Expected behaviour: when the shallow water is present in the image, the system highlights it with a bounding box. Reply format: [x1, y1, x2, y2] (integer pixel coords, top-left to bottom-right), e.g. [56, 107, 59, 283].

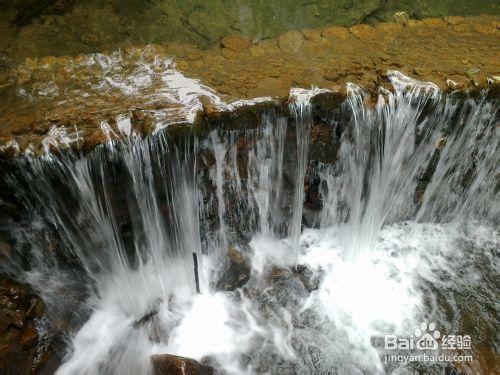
[0, 0, 499, 60]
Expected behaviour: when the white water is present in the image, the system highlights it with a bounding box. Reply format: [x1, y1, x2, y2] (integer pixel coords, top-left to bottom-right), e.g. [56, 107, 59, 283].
[3, 73, 498, 374]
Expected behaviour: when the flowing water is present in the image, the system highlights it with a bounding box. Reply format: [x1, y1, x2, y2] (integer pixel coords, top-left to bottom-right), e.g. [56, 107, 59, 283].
[1, 72, 498, 374]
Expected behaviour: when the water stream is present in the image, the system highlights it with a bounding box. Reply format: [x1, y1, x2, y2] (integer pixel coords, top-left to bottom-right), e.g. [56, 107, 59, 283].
[1, 72, 498, 374]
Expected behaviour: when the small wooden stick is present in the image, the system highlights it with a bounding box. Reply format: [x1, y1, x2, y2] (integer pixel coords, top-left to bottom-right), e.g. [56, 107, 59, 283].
[192, 252, 200, 294]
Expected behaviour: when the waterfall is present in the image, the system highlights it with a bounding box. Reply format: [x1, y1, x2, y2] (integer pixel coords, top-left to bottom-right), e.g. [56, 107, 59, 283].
[5, 134, 203, 374]
[1, 73, 498, 374]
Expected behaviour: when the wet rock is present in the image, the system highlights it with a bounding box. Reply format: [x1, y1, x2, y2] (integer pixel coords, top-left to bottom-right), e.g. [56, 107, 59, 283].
[151, 354, 214, 375]
[16, 67, 32, 84]
[278, 31, 303, 53]
[261, 266, 310, 312]
[302, 29, 322, 42]
[414, 67, 432, 76]
[249, 45, 265, 57]
[323, 71, 342, 82]
[221, 36, 251, 52]
[0, 240, 12, 260]
[321, 26, 350, 40]
[0, 275, 49, 374]
[216, 246, 251, 291]
[393, 11, 410, 26]
[294, 264, 321, 292]
[82, 129, 108, 154]
[199, 96, 220, 116]
[349, 24, 375, 39]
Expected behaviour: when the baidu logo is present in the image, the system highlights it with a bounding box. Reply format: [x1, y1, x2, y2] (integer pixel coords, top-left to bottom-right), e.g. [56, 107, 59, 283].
[414, 322, 440, 350]
[384, 322, 471, 351]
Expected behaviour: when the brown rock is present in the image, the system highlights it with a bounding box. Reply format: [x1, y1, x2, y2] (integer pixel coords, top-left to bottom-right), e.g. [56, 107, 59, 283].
[0, 241, 12, 260]
[350, 24, 375, 39]
[186, 50, 203, 61]
[199, 96, 219, 116]
[321, 26, 350, 40]
[302, 29, 322, 42]
[227, 246, 245, 264]
[393, 11, 410, 26]
[20, 323, 38, 348]
[422, 18, 446, 28]
[249, 46, 265, 57]
[16, 68, 31, 85]
[278, 31, 304, 53]
[0, 276, 49, 374]
[221, 48, 237, 59]
[39, 56, 57, 68]
[414, 67, 432, 76]
[444, 16, 464, 25]
[133, 110, 146, 121]
[221, 36, 252, 52]
[323, 70, 347, 82]
[216, 246, 251, 291]
[375, 22, 402, 33]
[151, 354, 214, 375]
[176, 60, 190, 70]
[82, 130, 108, 154]
[24, 57, 38, 70]
[473, 23, 496, 35]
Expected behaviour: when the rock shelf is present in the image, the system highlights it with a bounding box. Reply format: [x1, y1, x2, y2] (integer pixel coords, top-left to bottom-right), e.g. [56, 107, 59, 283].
[0, 15, 498, 155]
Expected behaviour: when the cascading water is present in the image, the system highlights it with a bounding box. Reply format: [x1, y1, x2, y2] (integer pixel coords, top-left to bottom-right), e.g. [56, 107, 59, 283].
[1, 71, 498, 374]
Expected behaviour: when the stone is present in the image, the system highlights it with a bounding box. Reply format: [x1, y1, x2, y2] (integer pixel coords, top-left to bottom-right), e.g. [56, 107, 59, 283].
[82, 130, 108, 154]
[221, 48, 237, 59]
[323, 71, 346, 82]
[422, 18, 446, 28]
[20, 323, 38, 348]
[151, 354, 214, 375]
[221, 36, 252, 52]
[38, 56, 57, 68]
[16, 68, 31, 85]
[349, 24, 375, 39]
[216, 246, 251, 291]
[0, 240, 12, 260]
[210, 77, 224, 86]
[444, 16, 464, 25]
[1, 15, 499, 153]
[186, 50, 203, 61]
[199, 96, 219, 116]
[321, 26, 350, 40]
[176, 60, 190, 70]
[414, 67, 432, 76]
[0, 276, 48, 374]
[133, 110, 146, 122]
[294, 265, 320, 292]
[473, 23, 496, 35]
[249, 46, 265, 57]
[278, 31, 304, 53]
[393, 11, 410, 26]
[302, 29, 322, 42]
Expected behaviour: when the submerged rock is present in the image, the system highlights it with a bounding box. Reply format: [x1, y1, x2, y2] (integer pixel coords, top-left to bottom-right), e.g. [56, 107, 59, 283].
[215, 246, 251, 291]
[0, 275, 50, 374]
[151, 354, 214, 375]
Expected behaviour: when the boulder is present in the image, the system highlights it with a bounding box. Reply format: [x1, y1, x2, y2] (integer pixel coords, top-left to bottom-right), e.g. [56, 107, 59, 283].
[221, 36, 252, 52]
[216, 246, 251, 291]
[278, 31, 304, 53]
[151, 354, 214, 375]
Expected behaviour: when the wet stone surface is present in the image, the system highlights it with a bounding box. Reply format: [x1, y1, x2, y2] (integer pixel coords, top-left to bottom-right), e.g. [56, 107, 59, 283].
[0, 275, 52, 374]
[0, 15, 498, 155]
[151, 353, 214, 375]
